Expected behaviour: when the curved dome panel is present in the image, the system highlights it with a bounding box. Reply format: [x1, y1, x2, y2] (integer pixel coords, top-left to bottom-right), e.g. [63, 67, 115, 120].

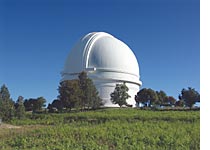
[62, 32, 142, 107]
[86, 35, 140, 81]
[62, 32, 97, 75]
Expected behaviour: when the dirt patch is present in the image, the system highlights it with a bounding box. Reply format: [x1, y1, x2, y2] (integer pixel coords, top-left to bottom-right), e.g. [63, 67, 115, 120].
[0, 123, 21, 129]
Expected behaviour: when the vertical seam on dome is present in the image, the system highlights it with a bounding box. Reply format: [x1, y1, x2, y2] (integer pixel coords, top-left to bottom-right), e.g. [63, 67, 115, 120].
[83, 32, 113, 70]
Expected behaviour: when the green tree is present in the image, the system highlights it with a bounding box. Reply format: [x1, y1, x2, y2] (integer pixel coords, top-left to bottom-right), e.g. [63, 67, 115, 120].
[78, 71, 90, 109]
[24, 97, 46, 112]
[156, 91, 176, 106]
[24, 99, 34, 111]
[0, 84, 15, 121]
[156, 90, 167, 105]
[87, 79, 103, 109]
[110, 83, 131, 107]
[49, 99, 63, 112]
[47, 99, 63, 113]
[47, 103, 53, 113]
[36, 97, 46, 111]
[57, 72, 103, 111]
[167, 96, 176, 106]
[175, 100, 184, 107]
[58, 80, 82, 111]
[15, 96, 25, 119]
[135, 88, 158, 107]
[78, 71, 103, 110]
[179, 87, 200, 108]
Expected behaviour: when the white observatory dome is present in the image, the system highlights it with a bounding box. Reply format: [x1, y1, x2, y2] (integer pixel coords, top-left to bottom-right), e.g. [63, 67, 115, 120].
[61, 32, 142, 107]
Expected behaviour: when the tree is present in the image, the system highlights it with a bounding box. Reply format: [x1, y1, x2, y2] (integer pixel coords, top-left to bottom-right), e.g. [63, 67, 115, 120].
[0, 84, 15, 121]
[79, 72, 90, 109]
[51, 99, 63, 111]
[15, 96, 25, 119]
[156, 90, 167, 105]
[58, 80, 82, 111]
[110, 82, 130, 107]
[135, 88, 158, 107]
[78, 71, 103, 110]
[24, 99, 34, 111]
[175, 100, 184, 107]
[179, 87, 200, 108]
[87, 79, 103, 109]
[24, 97, 46, 112]
[47, 104, 54, 113]
[167, 96, 176, 106]
[35, 97, 46, 111]
[48, 99, 63, 112]
[57, 72, 103, 111]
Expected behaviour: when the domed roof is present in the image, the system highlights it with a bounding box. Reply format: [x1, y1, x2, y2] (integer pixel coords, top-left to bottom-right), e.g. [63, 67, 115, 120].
[62, 32, 141, 85]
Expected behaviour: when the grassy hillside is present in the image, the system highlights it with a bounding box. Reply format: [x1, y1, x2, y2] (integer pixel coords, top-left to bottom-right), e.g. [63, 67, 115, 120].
[0, 108, 200, 150]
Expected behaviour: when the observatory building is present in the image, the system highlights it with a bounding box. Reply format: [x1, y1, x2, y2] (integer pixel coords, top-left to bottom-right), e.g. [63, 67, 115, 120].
[61, 32, 142, 107]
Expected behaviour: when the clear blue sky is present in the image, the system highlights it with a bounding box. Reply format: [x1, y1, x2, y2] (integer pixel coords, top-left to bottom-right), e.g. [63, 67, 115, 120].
[0, 0, 200, 104]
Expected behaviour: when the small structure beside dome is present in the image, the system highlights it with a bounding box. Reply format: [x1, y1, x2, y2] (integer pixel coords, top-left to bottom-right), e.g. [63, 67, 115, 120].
[61, 32, 142, 107]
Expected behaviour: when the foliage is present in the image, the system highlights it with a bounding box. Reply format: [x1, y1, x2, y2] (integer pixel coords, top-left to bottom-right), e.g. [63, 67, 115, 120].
[58, 80, 82, 111]
[167, 96, 176, 105]
[136, 89, 177, 107]
[23, 99, 33, 111]
[15, 96, 25, 119]
[89, 86, 103, 110]
[156, 90, 167, 105]
[57, 72, 103, 111]
[0, 108, 200, 150]
[159, 96, 177, 107]
[36, 97, 46, 109]
[135, 88, 158, 107]
[0, 84, 15, 121]
[78, 71, 103, 109]
[175, 100, 185, 107]
[179, 87, 200, 108]
[110, 83, 131, 107]
[47, 99, 63, 112]
[24, 97, 46, 112]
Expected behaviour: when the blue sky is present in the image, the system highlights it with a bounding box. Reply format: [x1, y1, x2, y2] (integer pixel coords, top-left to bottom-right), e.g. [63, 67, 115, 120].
[0, 0, 200, 104]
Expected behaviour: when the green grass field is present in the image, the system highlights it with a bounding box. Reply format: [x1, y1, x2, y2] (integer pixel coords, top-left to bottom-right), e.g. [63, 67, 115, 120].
[0, 108, 200, 150]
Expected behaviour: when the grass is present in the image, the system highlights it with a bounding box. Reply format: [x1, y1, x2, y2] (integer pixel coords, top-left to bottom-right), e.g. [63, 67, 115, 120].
[0, 108, 200, 150]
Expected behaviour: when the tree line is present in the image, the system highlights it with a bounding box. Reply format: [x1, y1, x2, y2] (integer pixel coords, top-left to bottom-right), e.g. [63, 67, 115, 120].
[109, 83, 200, 108]
[0, 71, 200, 121]
[0, 84, 46, 121]
[0, 72, 103, 121]
[135, 87, 200, 108]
